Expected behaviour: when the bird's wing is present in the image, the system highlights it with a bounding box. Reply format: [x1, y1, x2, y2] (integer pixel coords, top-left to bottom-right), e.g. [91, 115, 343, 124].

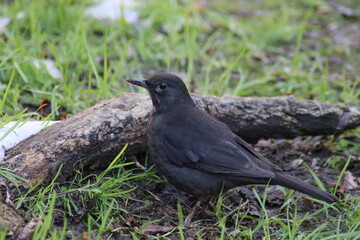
[234, 136, 282, 171]
[162, 131, 276, 179]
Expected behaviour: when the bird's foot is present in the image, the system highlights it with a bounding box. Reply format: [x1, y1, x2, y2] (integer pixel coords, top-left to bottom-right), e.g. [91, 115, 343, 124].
[183, 199, 212, 227]
[183, 200, 202, 227]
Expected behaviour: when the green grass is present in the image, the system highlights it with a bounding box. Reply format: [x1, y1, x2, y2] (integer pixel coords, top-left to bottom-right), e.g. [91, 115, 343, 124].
[0, 0, 360, 239]
[9, 145, 156, 239]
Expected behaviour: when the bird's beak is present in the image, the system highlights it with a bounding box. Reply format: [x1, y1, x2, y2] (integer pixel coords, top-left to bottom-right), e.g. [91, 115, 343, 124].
[127, 78, 147, 88]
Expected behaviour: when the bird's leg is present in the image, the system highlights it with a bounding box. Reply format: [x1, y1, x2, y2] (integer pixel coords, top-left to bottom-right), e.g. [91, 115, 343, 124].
[183, 200, 202, 227]
[183, 198, 212, 227]
[198, 198, 211, 215]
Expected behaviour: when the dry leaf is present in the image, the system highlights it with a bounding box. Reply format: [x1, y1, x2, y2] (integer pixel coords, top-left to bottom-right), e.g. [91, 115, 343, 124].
[339, 171, 358, 193]
[266, 186, 285, 206]
[142, 224, 173, 234]
[290, 159, 304, 169]
[82, 232, 94, 240]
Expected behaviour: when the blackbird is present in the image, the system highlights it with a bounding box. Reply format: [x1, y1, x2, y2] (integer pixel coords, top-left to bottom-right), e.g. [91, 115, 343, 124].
[127, 73, 338, 204]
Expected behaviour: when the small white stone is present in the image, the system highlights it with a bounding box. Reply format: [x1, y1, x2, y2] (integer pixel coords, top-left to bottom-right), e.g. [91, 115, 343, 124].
[0, 121, 59, 161]
[0, 17, 11, 33]
[32, 59, 63, 80]
[84, 0, 138, 23]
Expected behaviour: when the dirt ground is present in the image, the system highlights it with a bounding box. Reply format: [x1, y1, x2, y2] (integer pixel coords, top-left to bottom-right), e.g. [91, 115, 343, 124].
[51, 134, 359, 239]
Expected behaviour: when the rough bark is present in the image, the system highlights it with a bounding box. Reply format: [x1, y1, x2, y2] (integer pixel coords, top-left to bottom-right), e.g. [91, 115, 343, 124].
[1, 93, 359, 191]
[0, 202, 24, 238]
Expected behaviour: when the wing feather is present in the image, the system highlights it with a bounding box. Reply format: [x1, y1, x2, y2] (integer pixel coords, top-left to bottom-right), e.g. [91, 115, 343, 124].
[152, 107, 280, 179]
[163, 134, 275, 178]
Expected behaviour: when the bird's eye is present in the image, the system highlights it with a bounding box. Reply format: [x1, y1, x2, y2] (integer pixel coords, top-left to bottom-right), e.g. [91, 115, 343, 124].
[158, 83, 167, 90]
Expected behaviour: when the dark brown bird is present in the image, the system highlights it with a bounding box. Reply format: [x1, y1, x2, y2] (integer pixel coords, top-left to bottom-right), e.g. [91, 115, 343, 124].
[127, 73, 338, 204]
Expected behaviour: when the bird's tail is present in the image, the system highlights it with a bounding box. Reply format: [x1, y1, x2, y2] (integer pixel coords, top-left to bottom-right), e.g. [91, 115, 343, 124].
[272, 171, 338, 203]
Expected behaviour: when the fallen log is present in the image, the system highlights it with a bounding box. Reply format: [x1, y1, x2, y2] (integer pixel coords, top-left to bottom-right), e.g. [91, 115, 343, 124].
[0, 201, 24, 238]
[1, 93, 359, 190]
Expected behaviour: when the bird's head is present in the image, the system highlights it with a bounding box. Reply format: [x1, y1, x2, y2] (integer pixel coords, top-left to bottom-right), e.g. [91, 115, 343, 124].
[127, 73, 195, 112]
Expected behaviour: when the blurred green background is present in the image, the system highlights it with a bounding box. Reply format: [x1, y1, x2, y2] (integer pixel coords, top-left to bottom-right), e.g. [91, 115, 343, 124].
[1, 0, 359, 119]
